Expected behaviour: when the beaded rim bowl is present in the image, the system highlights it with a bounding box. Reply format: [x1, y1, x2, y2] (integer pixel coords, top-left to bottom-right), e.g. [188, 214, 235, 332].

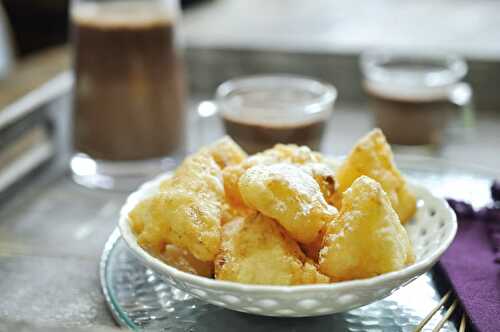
[118, 175, 457, 317]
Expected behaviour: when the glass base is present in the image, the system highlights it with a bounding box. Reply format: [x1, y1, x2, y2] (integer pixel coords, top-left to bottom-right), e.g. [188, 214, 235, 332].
[70, 153, 179, 191]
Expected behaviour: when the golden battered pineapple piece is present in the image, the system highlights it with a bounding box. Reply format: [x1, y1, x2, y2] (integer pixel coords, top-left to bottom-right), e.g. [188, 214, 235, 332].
[222, 144, 331, 208]
[301, 259, 330, 284]
[220, 202, 253, 225]
[160, 149, 222, 193]
[269, 146, 337, 202]
[300, 162, 336, 206]
[268, 144, 325, 164]
[208, 136, 247, 169]
[300, 224, 328, 261]
[222, 149, 282, 208]
[129, 197, 164, 255]
[129, 150, 224, 262]
[319, 176, 415, 281]
[238, 163, 337, 244]
[215, 213, 329, 285]
[158, 244, 214, 278]
[333, 129, 416, 223]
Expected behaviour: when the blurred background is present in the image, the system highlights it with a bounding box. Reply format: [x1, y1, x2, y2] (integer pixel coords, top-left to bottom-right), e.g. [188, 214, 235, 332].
[1, 0, 499, 188]
[2, 0, 500, 103]
[0, 0, 499, 181]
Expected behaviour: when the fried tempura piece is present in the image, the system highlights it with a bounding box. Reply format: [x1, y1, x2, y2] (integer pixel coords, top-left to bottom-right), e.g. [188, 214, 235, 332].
[208, 136, 247, 169]
[333, 129, 416, 223]
[220, 202, 252, 225]
[129, 150, 223, 261]
[300, 224, 328, 261]
[160, 150, 222, 193]
[215, 213, 329, 285]
[257, 144, 325, 165]
[319, 176, 415, 281]
[238, 163, 337, 244]
[158, 244, 214, 277]
[301, 259, 331, 284]
[300, 162, 336, 205]
[223, 144, 335, 208]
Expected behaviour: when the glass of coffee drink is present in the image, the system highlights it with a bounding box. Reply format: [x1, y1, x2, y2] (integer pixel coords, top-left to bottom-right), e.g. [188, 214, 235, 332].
[361, 51, 474, 150]
[70, 0, 185, 190]
[216, 75, 337, 154]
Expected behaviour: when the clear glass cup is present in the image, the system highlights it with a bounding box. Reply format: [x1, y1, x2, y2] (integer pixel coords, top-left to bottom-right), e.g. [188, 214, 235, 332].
[70, 0, 186, 190]
[215, 75, 337, 154]
[360, 51, 474, 151]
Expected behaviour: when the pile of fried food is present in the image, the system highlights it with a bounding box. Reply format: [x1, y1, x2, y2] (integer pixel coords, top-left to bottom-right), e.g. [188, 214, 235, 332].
[129, 129, 417, 285]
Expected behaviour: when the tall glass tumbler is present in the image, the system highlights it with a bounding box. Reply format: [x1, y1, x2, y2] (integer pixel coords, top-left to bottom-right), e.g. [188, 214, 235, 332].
[70, 0, 186, 190]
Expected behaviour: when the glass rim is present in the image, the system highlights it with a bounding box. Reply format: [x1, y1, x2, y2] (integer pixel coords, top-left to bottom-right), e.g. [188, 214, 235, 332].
[215, 74, 337, 116]
[70, 0, 180, 24]
[360, 50, 468, 88]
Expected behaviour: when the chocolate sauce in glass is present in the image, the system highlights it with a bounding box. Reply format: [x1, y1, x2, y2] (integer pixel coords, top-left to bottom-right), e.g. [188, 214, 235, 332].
[223, 116, 325, 154]
[365, 85, 452, 146]
[218, 83, 332, 154]
[363, 61, 459, 146]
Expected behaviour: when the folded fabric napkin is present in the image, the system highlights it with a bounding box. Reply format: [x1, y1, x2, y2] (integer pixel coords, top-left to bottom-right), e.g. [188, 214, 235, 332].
[439, 194, 500, 332]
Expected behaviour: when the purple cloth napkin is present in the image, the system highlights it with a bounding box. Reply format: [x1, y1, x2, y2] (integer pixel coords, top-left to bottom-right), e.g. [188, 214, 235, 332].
[439, 218, 500, 332]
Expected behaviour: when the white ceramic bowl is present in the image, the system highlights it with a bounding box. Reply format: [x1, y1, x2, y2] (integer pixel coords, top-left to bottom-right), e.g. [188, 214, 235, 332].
[119, 175, 457, 317]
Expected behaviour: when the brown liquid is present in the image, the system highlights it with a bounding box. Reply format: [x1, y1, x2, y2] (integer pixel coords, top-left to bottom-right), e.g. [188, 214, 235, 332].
[72, 5, 185, 161]
[222, 116, 326, 154]
[368, 92, 452, 146]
